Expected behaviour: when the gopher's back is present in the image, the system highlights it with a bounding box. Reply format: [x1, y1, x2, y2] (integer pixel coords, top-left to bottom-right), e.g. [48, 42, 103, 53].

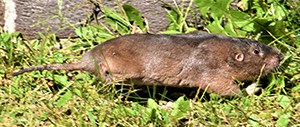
[91, 33, 239, 87]
[93, 34, 198, 85]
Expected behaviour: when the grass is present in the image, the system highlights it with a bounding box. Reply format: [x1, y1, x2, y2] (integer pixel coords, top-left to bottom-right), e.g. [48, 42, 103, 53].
[1, 0, 300, 126]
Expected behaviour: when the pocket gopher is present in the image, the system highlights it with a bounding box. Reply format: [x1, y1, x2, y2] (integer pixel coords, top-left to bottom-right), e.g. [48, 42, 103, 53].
[13, 32, 284, 96]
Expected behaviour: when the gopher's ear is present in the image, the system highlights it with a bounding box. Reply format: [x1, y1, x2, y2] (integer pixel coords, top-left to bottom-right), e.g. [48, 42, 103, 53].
[235, 53, 244, 62]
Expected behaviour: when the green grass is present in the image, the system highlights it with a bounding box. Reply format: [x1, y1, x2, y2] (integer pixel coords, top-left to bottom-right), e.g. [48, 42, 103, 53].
[1, 0, 300, 126]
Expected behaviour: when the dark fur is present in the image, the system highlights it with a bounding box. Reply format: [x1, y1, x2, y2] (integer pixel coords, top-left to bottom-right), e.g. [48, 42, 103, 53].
[13, 32, 284, 96]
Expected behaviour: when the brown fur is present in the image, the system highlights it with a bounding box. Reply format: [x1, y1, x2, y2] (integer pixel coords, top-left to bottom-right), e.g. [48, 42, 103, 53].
[13, 32, 284, 96]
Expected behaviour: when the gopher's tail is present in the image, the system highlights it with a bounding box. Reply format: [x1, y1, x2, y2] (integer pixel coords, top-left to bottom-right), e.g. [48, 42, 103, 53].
[12, 63, 83, 76]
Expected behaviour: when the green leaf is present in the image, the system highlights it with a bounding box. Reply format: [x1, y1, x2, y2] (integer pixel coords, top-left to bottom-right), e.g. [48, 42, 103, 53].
[123, 4, 145, 29]
[104, 17, 128, 34]
[291, 83, 300, 92]
[160, 30, 182, 34]
[186, 28, 198, 33]
[73, 88, 82, 97]
[252, 0, 267, 17]
[54, 74, 69, 86]
[228, 10, 250, 22]
[224, 19, 238, 36]
[195, 0, 231, 19]
[131, 103, 149, 124]
[165, 7, 180, 31]
[248, 115, 260, 127]
[148, 99, 159, 110]
[124, 107, 137, 116]
[211, 0, 231, 19]
[272, 4, 287, 20]
[39, 112, 49, 121]
[102, 7, 129, 26]
[147, 99, 161, 121]
[276, 112, 291, 127]
[268, 20, 286, 37]
[74, 26, 114, 43]
[194, 0, 213, 17]
[132, 102, 147, 111]
[75, 27, 86, 38]
[102, 7, 130, 34]
[171, 96, 190, 119]
[228, 9, 255, 33]
[206, 18, 226, 35]
[276, 95, 291, 109]
[161, 108, 170, 123]
[88, 111, 97, 127]
[56, 90, 72, 107]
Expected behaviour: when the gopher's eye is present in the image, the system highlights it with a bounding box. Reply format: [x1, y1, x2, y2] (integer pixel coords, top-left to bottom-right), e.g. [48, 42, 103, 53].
[253, 49, 260, 55]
